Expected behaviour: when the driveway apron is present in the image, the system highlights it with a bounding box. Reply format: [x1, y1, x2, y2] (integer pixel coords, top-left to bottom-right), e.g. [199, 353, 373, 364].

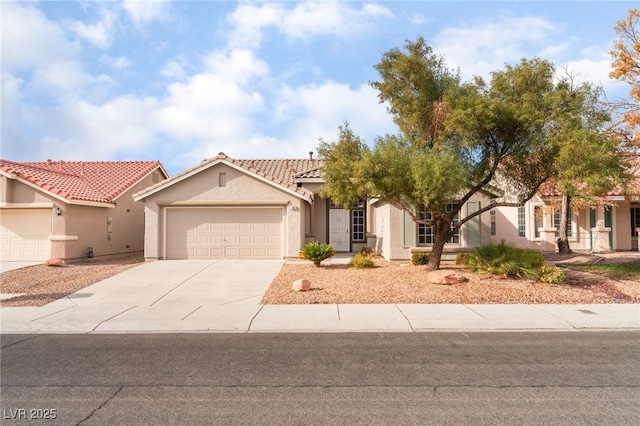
[48, 259, 285, 308]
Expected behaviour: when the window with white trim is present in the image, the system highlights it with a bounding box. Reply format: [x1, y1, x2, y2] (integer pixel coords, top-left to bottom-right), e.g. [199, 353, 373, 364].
[534, 205, 543, 239]
[517, 207, 526, 237]
[351, 209, 365, 242]
[418, 203, 460, 245]
[554, 207, 575, 238]
[631, 207, 640, 237]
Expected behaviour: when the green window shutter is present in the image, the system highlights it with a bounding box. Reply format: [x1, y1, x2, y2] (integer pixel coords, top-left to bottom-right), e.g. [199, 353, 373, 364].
[466, 202, 481, 247]
[403, 210, 416, 247]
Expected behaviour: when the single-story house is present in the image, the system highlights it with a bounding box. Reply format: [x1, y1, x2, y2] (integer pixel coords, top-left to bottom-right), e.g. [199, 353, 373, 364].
[135, 151, 640, 262]
[133, 152, 494, 261]
[492, 153, 640, 253]
[0, 159, 168, 261]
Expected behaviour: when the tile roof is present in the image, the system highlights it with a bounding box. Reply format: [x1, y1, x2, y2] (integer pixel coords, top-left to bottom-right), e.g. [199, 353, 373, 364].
[0, 159, 165, 204]
[135, 153, 325, 201]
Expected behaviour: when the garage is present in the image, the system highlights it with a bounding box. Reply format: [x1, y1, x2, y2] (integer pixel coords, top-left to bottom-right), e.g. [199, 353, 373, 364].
[0, 209, 51, 261]
[165, 207, 283, 259]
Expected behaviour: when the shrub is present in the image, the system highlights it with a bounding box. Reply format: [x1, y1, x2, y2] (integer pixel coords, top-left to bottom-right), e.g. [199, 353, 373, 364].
[538, 265, 566, 284]
[411, 252, 429, 265]
[455, 252, 469, 265]
[360, 247, 382, 257]
[350, 253, 375, 269]
[298, 242, 335, 267]
[462, 241, 544, 279]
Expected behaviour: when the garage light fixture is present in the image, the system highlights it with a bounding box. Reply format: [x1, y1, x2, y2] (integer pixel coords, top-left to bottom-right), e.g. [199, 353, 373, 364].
[56, 207, 62, 216]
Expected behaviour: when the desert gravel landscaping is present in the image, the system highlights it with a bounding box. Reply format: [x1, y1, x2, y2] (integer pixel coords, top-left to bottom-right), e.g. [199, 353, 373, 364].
[1, 252, 639, 307]
[261, 252, 640, 305]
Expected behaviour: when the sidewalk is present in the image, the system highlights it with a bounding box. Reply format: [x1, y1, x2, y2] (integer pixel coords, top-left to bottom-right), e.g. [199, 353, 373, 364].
[2, 303, 638, 334]
[1, 256, 638, 334]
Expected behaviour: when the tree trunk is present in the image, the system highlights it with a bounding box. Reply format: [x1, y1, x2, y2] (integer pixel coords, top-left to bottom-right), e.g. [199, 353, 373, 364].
[426, 218, 449, 271]
[557, 194, 573, 254]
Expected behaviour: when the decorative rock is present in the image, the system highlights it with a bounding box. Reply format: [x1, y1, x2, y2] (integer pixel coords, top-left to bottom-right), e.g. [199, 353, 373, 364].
[45, 258, 64, 267]
[291, 279, 311, 292]
[427, 269, 468, 285]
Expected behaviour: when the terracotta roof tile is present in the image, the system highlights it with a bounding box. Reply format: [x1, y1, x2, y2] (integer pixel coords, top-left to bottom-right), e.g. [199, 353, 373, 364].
[0, 159, 164, 204]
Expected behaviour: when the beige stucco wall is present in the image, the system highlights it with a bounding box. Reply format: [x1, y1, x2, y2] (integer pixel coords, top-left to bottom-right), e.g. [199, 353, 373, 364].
[1, 171, 160, 260]
[494, 200, 637, 253]
[139, 163, 308, 259]
[374, 194, 493, 261]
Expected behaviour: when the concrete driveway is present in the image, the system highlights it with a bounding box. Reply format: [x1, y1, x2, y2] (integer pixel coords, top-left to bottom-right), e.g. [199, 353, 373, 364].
[50, 259, 285, 308]
[1, 259, 285, 333]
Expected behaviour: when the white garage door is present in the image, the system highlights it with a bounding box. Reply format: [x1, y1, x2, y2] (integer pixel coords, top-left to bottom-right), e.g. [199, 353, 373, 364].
[0, 209, 51, 261]
[166, 207, 283, 259]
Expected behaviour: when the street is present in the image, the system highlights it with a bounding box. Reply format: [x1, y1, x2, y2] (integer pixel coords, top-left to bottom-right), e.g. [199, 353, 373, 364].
[1, 332, 639, 425]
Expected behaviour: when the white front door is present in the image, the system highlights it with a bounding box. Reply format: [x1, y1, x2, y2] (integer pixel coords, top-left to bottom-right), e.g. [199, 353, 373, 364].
[329, 209, 350, 252]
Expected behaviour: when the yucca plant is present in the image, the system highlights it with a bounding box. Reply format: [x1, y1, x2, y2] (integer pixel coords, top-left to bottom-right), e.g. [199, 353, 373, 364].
[462, 241, 544, 279]
[299, 242, 335, 267]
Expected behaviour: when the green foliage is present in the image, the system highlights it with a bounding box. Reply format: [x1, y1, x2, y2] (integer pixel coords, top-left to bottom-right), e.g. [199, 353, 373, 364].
[455, 252, 469, 265]
[537, 265, 566, 284]
[319, 38, 611, 270]
[462, 241, 544, 279]
[411, 252, 430, 266]
[350, 253, 375, 269]
[299, 242, 335, 267]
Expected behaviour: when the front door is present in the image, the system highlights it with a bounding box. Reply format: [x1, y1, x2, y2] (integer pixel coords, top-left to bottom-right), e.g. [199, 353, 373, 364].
[329, 208, 350, 252]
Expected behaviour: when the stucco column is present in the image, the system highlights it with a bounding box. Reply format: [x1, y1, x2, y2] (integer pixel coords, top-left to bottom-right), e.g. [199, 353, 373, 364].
[538, 227, 557, 252]
[636, 228, 640, 252]
[591, 220, 611, 253]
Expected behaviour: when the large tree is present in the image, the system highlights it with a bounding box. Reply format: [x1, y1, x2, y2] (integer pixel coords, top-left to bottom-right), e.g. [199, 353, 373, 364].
[550, 76, 630, 254]
[609, 9, 640, 147]
[319, 38, 563, 270]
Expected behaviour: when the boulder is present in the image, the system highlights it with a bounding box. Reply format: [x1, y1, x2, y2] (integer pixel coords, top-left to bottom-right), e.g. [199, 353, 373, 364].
[45, 258, 64, 267]
[291, 279, 311, 292]
[427, 269, 467, 285]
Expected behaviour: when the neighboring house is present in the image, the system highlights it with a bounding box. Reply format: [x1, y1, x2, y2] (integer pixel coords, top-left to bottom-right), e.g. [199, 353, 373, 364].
[0, 159, 168, 261]
[491, 154, 640, 253]
[133, 152, 495, 261]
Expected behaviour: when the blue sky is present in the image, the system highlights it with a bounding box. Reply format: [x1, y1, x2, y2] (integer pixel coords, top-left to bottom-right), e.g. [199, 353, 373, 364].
[1, 1, 636, 175]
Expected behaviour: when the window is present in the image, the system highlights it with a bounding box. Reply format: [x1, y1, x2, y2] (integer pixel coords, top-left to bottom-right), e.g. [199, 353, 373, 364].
[631, 207, 640, 237]
[534, 206, 543, 239]
[517, 207, 526, 237]
[490, 209, 496, 236]
[418, 203, 460, 245]
[554, 207, 575, 238]
[351, 209, 365, 242]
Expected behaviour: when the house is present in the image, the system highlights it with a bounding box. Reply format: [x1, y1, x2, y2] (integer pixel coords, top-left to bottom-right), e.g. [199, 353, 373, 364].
[491, 154, 640, 252]
[0, 159, 168, 261]
[133, 152, 494, 261]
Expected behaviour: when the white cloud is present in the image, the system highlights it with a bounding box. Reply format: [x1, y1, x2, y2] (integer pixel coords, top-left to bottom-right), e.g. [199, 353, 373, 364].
[160, 60, 186, 80]
[270, 81, 394, 155]
[227, 0, 393, 49]
[155, 49, 268, 147]
[122, 0, 170, 26]
[39, 97, 160, 161]
[69, 7, 117, 49]
[1, 2, 80, 70]
[101, 55, 132, 71]
[432, 15, 564, 80]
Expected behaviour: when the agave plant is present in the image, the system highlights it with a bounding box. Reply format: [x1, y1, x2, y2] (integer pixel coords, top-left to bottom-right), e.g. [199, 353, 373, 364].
[299, 242, 335, 267]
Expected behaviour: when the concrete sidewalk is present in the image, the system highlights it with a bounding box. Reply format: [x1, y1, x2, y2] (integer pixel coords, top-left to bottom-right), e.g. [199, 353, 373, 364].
[1, 257, 638, 334]
[2, 303, 638, 334]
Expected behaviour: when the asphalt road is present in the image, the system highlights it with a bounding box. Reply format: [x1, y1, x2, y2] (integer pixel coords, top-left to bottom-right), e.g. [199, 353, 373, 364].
[1, 332, 639, 425]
